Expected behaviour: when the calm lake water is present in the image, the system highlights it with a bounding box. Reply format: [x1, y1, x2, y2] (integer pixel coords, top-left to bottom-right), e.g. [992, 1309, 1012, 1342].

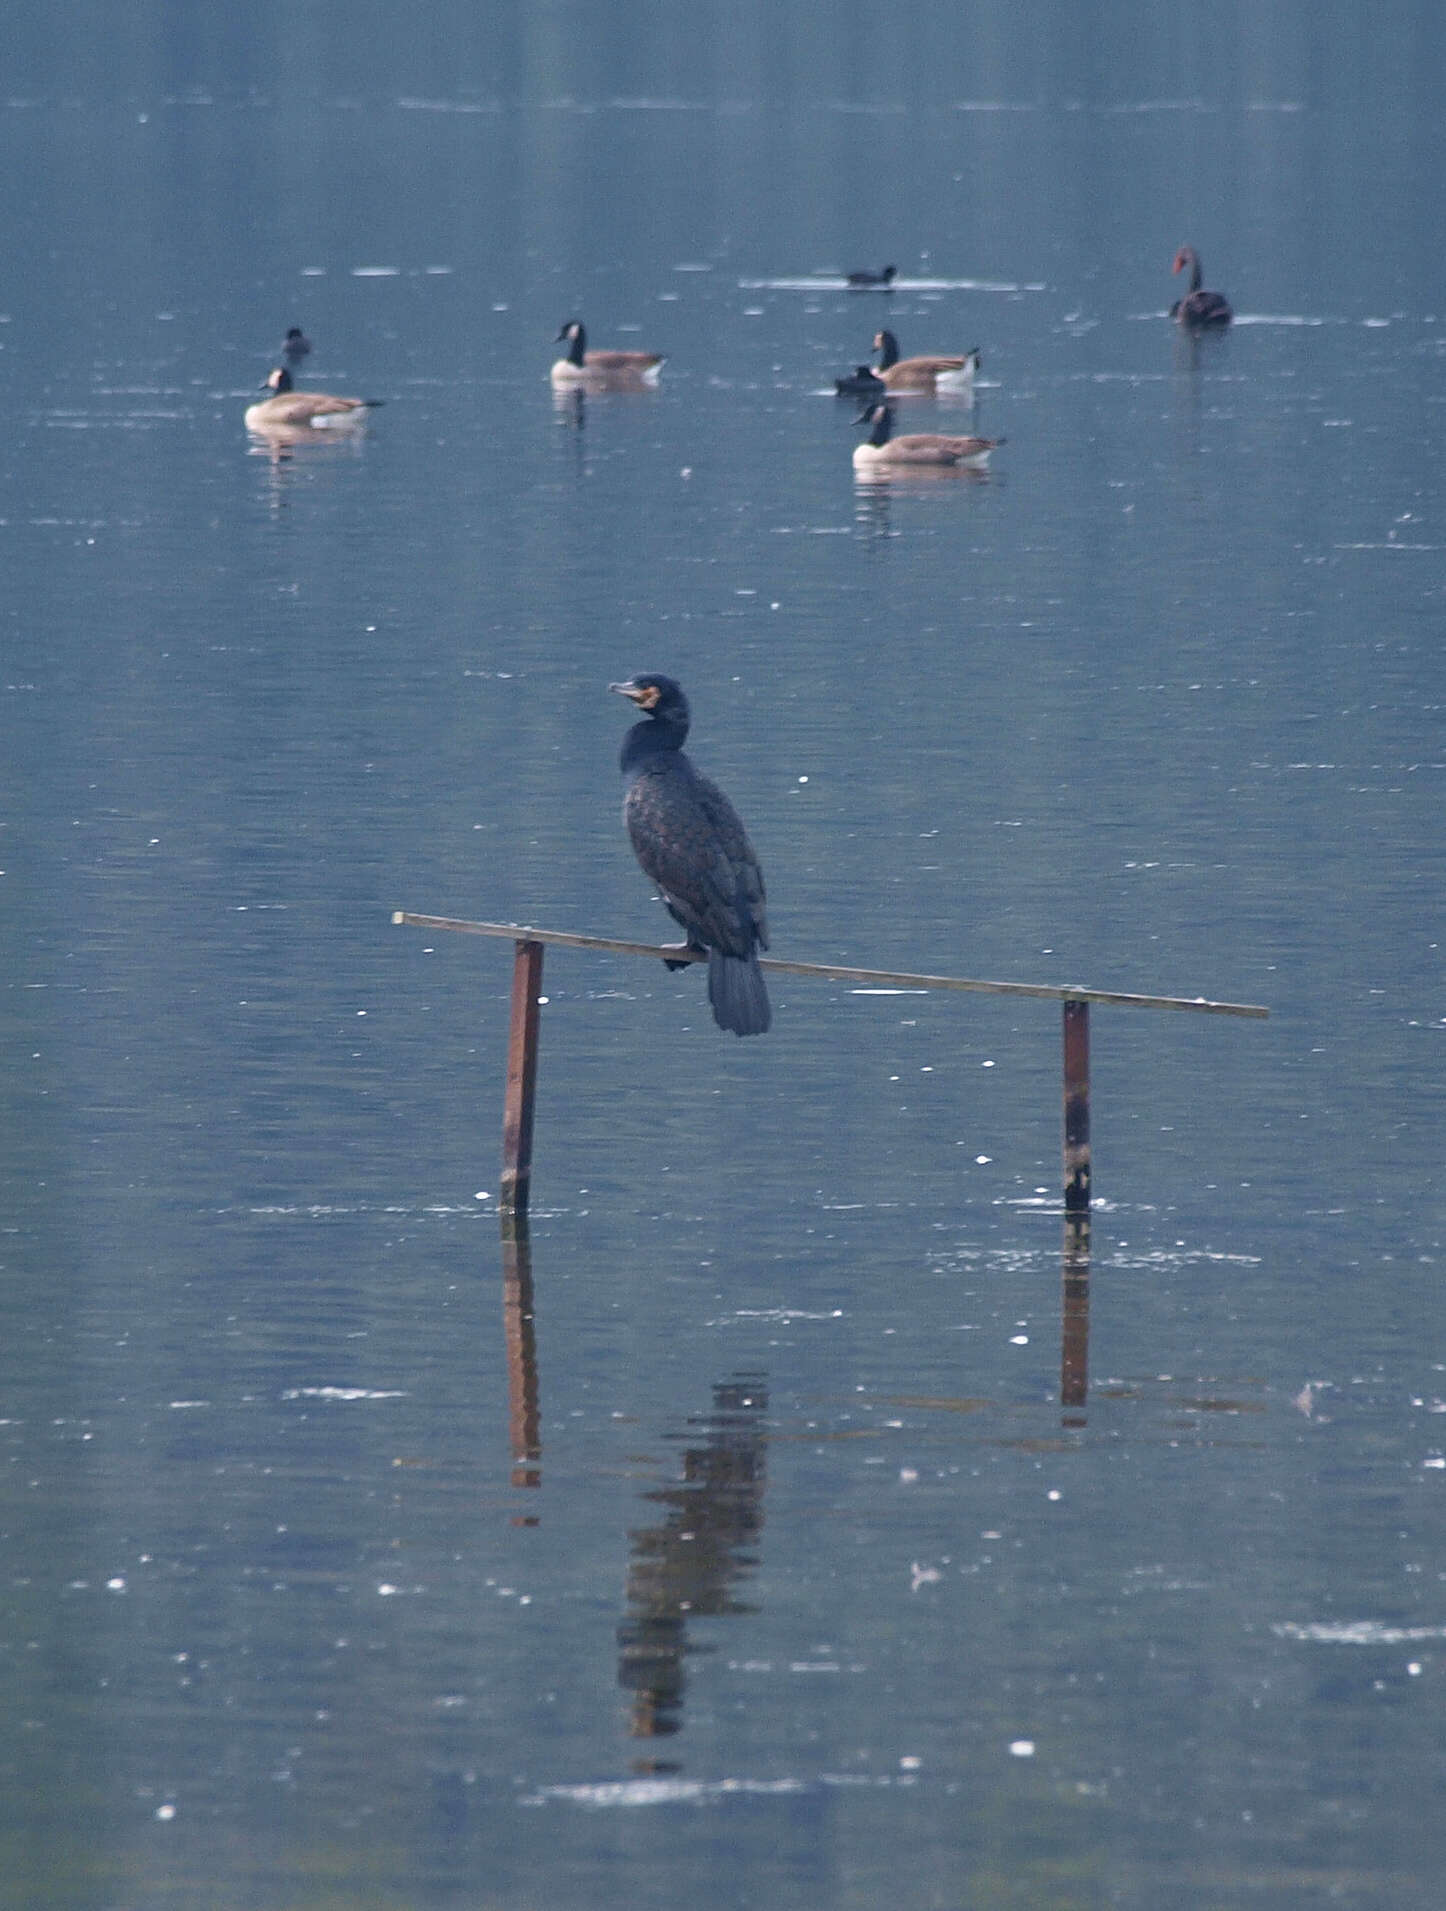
[3, 6, 1444, 1908]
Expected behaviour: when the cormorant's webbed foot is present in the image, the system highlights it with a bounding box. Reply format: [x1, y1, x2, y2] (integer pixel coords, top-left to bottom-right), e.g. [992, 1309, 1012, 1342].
[662, 941, 706, 973]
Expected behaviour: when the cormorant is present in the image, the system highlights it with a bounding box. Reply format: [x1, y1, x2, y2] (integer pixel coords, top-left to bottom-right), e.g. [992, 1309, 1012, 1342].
[846, 264, 897, 289]
[610, 675, 770, 1037]
[281, 326, 312, 364]
[1170, 247, 1232, 328]
[834, 361, 887, 398]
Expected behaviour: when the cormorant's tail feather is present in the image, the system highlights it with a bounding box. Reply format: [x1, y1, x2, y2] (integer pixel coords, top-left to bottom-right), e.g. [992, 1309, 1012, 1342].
[707, 950, 771, 1037]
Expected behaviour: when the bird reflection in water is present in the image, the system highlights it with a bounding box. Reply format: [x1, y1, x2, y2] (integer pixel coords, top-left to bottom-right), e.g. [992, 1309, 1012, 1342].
[617, 1376, 769, 1758]
[1060, 1214, 1091, 1424]
[246, 423, 372, 511]
[552, 385, 586, 430]
[500, 1217, 541, 1501]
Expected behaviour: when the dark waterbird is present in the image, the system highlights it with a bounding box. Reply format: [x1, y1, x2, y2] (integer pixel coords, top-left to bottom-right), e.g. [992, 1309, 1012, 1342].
[281, 326, 312, 364]
[611, 675, 770, 1037]
[845, 264, 897, 289]
[834, 361, 887, 398]
[1170, 246, 1232, 328]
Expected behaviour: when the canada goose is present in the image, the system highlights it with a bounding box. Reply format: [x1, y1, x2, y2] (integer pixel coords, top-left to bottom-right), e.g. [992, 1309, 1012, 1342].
[281, 327, 312, 364]
[1170, 247, 1232, 328]
[244, 366, 383, 431]
[873, 330, 980, 392]
[551, 320, 665, 385]
[846, 264, 897, 289]
[833, 361, 887, 398]
[853, 401, 1003, 470]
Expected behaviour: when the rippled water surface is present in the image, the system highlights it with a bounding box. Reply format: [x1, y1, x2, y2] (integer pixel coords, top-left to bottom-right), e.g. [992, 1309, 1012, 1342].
[3, 6, 1444, 1908]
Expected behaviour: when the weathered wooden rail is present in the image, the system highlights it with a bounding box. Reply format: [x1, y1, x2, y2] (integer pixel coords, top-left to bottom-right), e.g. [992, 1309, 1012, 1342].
[392, 911, 1268, 1221]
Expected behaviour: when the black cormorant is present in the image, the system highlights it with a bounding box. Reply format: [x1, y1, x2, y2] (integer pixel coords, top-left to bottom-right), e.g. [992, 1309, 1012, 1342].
[845, 264, 897, 289]
[281, 326, 312, 364]
[834, 361, 888, 398]
[1170, 247, 1232, 328]
[610, 675, 770, 1037]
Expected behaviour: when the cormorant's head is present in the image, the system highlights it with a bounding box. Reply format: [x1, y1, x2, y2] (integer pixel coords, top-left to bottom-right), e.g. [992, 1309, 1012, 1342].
[610, 674, 688, 722]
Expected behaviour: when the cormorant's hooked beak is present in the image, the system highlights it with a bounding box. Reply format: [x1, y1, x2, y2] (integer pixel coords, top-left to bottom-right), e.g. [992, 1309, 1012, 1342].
[610, 679, 654, 707]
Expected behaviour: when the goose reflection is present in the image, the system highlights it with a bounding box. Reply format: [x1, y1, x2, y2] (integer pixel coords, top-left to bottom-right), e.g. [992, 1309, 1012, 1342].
[617, 1376, 769, 1748]
[552, 385, 587, 429]
[246, 423, 374, 459]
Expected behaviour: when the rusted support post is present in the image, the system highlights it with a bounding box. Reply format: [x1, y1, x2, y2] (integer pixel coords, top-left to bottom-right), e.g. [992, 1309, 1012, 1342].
[500, 938, 544, 1217]
[1062, 999, 1091, 1215]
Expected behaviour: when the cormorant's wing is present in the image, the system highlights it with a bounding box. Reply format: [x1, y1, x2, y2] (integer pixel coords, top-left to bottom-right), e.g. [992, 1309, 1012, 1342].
[624, 759, 767, 957]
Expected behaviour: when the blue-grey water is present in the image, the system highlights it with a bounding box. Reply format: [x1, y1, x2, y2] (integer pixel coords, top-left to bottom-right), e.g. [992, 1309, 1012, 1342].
[3, 6, 1443, 1907]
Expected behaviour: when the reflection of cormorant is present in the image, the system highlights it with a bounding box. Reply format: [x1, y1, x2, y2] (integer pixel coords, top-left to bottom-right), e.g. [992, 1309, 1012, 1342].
[618, 1378, 769, 1744]
[610, 675, 771, 1037]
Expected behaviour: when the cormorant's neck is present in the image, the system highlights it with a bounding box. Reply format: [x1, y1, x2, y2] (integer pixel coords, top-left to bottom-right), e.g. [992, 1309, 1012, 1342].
[620, 713, 688, 776]
[875, 331, 900, 370]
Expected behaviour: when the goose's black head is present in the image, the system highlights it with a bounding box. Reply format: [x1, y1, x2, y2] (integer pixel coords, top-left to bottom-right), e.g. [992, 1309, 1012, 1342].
[261, 365, 293, 393]
[872, 328, 901, 369]
[556, 319, 587, 364]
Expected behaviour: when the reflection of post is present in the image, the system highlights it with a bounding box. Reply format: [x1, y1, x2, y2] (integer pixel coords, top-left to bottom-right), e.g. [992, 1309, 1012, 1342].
[1060, 1213, 1090, 1420]
[1062, 1000, 1091, 1214]
[618, 1379, 769, 1751]
[500, 939, 544, 1217]
[500, 1216, 541, 1492]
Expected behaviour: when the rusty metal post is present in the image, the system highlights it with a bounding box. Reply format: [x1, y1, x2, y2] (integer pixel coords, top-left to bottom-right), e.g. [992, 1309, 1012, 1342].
[500, 938, 544, 1217]
[1062, 999, 1091, 1215]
